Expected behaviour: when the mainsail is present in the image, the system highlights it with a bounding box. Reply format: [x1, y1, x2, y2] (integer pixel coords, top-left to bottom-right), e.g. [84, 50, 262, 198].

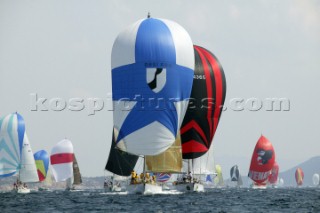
[34, 150, 49, 181]
[181, 45, 226, 159]
[248, 135, 275, 185]
[145, 134, 183, 173]
[50, 139, 74, 182]
[191, 143, 215, 175]
[72, 154, 82, 185]
[0, 113, 38, 182]
[111, 17, 194, 156]
[105, 130, 138, 176]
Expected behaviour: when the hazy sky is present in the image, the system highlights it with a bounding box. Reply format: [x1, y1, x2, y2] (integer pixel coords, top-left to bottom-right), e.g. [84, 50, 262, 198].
[1, 0, 319, 178]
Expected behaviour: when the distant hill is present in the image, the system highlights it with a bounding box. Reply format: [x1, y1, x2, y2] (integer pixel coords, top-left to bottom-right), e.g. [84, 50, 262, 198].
[279, 156, 320, 187]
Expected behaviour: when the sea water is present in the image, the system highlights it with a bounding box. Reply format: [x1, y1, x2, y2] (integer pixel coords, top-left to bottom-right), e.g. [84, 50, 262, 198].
[1, 188, 320, 212]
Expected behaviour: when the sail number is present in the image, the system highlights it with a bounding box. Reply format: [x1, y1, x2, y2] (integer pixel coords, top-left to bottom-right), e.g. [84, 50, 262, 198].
[194, 75, 206, 80]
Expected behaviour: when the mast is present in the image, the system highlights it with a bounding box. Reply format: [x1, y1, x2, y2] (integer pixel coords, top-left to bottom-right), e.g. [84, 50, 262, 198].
[143, 156, 146, 185]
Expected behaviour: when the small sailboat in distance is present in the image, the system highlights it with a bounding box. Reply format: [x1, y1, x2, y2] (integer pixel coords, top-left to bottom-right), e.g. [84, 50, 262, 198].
[230, 165, 243, 187]
[248, 135, 275, 189]
[295, 167, 304, 187]
[214, 164, 224, 187]
[0, 113, 39, 194]
[50, 139, 82, 191]
[312, 173, 319, 187]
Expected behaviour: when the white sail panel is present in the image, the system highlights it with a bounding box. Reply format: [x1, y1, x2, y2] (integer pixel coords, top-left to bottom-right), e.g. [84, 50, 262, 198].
[19, 133, 39, 182]
[50, 139, 74, 182]
[192, 144, 215, 175]
[117, 121, 175, 155]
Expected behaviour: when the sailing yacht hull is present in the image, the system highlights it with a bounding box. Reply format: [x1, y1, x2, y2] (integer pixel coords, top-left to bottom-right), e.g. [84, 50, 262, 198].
[144, 184, 162, 195]
[16, 187, 31, 194]
[252, 184, 267, 189]
[193, 183, 204, 192]
[126, 183, 163, 195]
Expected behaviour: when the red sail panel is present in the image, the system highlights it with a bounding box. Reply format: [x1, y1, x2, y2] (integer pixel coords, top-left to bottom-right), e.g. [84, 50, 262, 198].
[268, 161, 279, 184]
[181, 45, 226, 159]
[50, 153, 74, 165]
[248, 135, 275, 184]
[295, 168, 304, 186]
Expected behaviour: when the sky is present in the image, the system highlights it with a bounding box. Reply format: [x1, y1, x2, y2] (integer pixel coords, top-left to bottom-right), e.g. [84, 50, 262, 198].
[0, 0, 319, 178]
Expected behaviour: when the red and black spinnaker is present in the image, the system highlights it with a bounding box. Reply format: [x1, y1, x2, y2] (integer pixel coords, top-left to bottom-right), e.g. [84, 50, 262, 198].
[248, 135, 275, 185]
[181, 45, 226, 159]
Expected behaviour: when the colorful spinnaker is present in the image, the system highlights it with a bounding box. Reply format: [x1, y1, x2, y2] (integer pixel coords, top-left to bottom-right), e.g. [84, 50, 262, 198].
[50, 139, 74, 182]
[268, 161, 279, 185]
[181, 45, 226, 159]
[34, 150, 49, 181]
[248, 135, 275, 185]
[0, 113, 39, 183]
[111, 17, 194, 156]
[295, 167, 304, 186]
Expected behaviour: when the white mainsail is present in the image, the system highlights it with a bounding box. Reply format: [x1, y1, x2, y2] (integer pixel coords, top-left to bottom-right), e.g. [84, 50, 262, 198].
[19, 133, 39, 182]
[192, 144, 215, 175]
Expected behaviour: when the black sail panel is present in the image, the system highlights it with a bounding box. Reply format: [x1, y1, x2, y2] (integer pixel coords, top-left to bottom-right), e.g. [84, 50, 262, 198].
[105, 131, 139, 176]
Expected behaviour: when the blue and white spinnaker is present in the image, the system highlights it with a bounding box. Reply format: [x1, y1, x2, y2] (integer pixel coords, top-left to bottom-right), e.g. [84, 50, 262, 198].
[112, 17, 194, 156]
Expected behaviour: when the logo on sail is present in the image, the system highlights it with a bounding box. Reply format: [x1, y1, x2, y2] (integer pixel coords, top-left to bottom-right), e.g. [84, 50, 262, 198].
[147, 68, 166, 93]
[256, 149, 273, 165]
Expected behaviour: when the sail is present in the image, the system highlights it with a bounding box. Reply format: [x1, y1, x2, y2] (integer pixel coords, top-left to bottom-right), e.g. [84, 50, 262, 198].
[0, 113, 24, 178]
[43, 167, 52, 187]
[230, 165, 240, 182]
[19, 133, 39, 182]
[191, 143, 215, 175]
[105, 130, 138, 176]
[248, 135, 275, 184]
[312, 173, 319, 186]
[295, 167, 304, 186]
[50, 139, 74, 182]
[112, 17, 194, 156]
[145, 134, 183, 173]
[34, 150, 49, 181]
[72, 154, 82, 185]
[268, 161, 279, 184]
[215, 164, 224, 186]
[181, 45, 227, 159]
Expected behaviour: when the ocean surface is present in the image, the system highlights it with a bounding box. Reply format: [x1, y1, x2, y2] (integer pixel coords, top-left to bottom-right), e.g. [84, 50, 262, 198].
[1, 187, 320, 212]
